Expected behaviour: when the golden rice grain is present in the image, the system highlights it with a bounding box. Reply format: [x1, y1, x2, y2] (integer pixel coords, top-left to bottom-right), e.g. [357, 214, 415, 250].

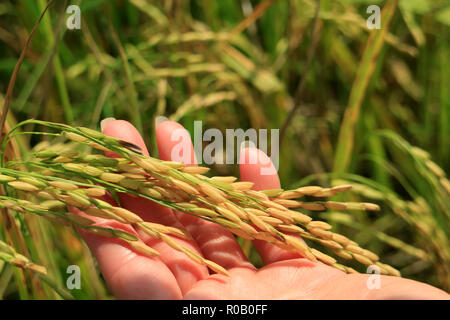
[261, 200, 288, 211]
[0, 174, 16, 182]
[346, 267, 358, 274]
[331, 233, 351, 246]
[138, 224, 160, 238]
[78, 126, 105, 138]
[214, 218, 240, 229]
[130, 155, 158, 171]
[440, 177, 450, 194]
[40, 200, 66, 210]
[64, 131, 89, 142]
[333, 249, 353, 260]
[308, 227, 333, 239]
[352, 253, 373, 266]
[100, 172, 125, 183]
[345, 244, 364, 254]
[111, 207, 143, 223]
[182, 248, 206, 265]
[159, 233, 184, 251]
[244, 208, 269, 217]
[333, 264, 348, 273]
[139, 186, 163, 199]
[266, 208, 294, 223]
[307, 221, 332, 230]
[319, 239, 343, 250]
[380, 263, 401, 277]
[311, 248, 336, 265]
[88, 142, 111, 152]
[277, 191, 302, 199]
[260, 189, 284, 197]
[312, 189, 336, 197]
[199, 182, 227, 203]
[216, 206, 241, 223]
[189, 207, 219, 218]
[62, 163, 85, 173]
[117, 163, 146, 174]
[65, 212, 95, 226]
[66, 191, 92, 208]
[425, 160, 445, 177]
[247, 212, 271, 233]
[210, 176, 237, 184]
[362, 249, 379, 262]
[119, 179, 142, 190]
[91, 198, 113, 209]
[121, 173, 147, 180]
[324, 201, 348, 210]
[300, 203, 325, 211]
[330, 184, 353, 192]
[223, 202, 248, 219]
[244, 189, 269, 201]
[276, 224, 305, 234]
[141, 222, 190, 240]
[83, 165, 103, 176]
[162, 161, 184, 169]
[253, 232, 277, 242]
[88, 228, 115, 238]
[48, 181, 78, 191]
[288, 211, 312, 224]
[85, 187, 106, 197]
[205, 259, 229, 276]
[85, 207, 116, 220]
[285, 235, 316, 261]
[172, 178, 200, 195]
[180, 166, 210, 174]
[237, 221, 258, 235]
[260, 216, 283, 225]
[273, 199, 303, 208]
[231, 181, 254, 190]
[19, 177, 47, 188]
[362, 203, 380, 211]
[53, 156, 72, 163]
[229, 228, 255, 240]
[296, 186, 323, 195]
[8, 181, 40, 192]
[175, 202, 197, 209]
[129, 241, 160, 257]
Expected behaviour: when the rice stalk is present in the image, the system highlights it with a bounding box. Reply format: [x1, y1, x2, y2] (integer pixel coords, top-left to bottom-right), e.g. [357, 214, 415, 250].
[0, 119, 401, 276]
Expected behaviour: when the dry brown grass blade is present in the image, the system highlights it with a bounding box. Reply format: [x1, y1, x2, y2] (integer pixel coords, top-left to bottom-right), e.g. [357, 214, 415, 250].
[231, 0, 279, 36]
[0, 0, 54, 299]
[333, 0, 399, 173]
[279, 0, 321, 144]
[0, 0, 54, 143]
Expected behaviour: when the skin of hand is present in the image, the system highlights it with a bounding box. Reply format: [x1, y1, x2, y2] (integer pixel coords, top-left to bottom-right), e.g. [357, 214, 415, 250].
[70, 119, 449, 300]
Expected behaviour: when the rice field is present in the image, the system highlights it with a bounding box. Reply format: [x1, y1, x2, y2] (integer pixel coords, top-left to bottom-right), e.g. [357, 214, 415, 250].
[0, 0, 448, 299]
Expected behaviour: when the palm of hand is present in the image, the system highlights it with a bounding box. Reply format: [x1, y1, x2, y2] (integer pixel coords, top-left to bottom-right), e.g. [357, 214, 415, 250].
[74, 119, 448, 300]
[185, 259, 447, 300]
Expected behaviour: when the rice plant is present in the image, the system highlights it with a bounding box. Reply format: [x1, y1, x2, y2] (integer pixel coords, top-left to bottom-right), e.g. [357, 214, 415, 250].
[0, 0, 448, 298]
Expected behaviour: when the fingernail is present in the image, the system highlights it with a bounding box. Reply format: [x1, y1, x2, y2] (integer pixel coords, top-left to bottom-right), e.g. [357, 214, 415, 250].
[100, 117, 116, 131]
[155, 116, 169, 128]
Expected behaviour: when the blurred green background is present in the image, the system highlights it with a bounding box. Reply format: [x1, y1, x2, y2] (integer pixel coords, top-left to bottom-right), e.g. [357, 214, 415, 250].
[0, 0, 449, 299]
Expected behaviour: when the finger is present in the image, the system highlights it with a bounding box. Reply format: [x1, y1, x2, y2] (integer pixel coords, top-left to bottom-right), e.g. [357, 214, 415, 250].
[102, 120, 180, 224]
[102, 119, 208, 294]
[72, 194, 182, 299]
[156, 120, 253, 270]
[239, 146, 303, 265]
[314, 272, 450, 299]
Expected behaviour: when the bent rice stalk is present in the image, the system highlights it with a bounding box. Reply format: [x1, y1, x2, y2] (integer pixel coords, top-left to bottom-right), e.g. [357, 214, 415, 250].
[0, 120, 400, 277]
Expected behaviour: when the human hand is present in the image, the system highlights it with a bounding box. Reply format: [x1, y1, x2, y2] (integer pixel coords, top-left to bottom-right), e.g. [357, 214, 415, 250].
[73, 119, 449, 300]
